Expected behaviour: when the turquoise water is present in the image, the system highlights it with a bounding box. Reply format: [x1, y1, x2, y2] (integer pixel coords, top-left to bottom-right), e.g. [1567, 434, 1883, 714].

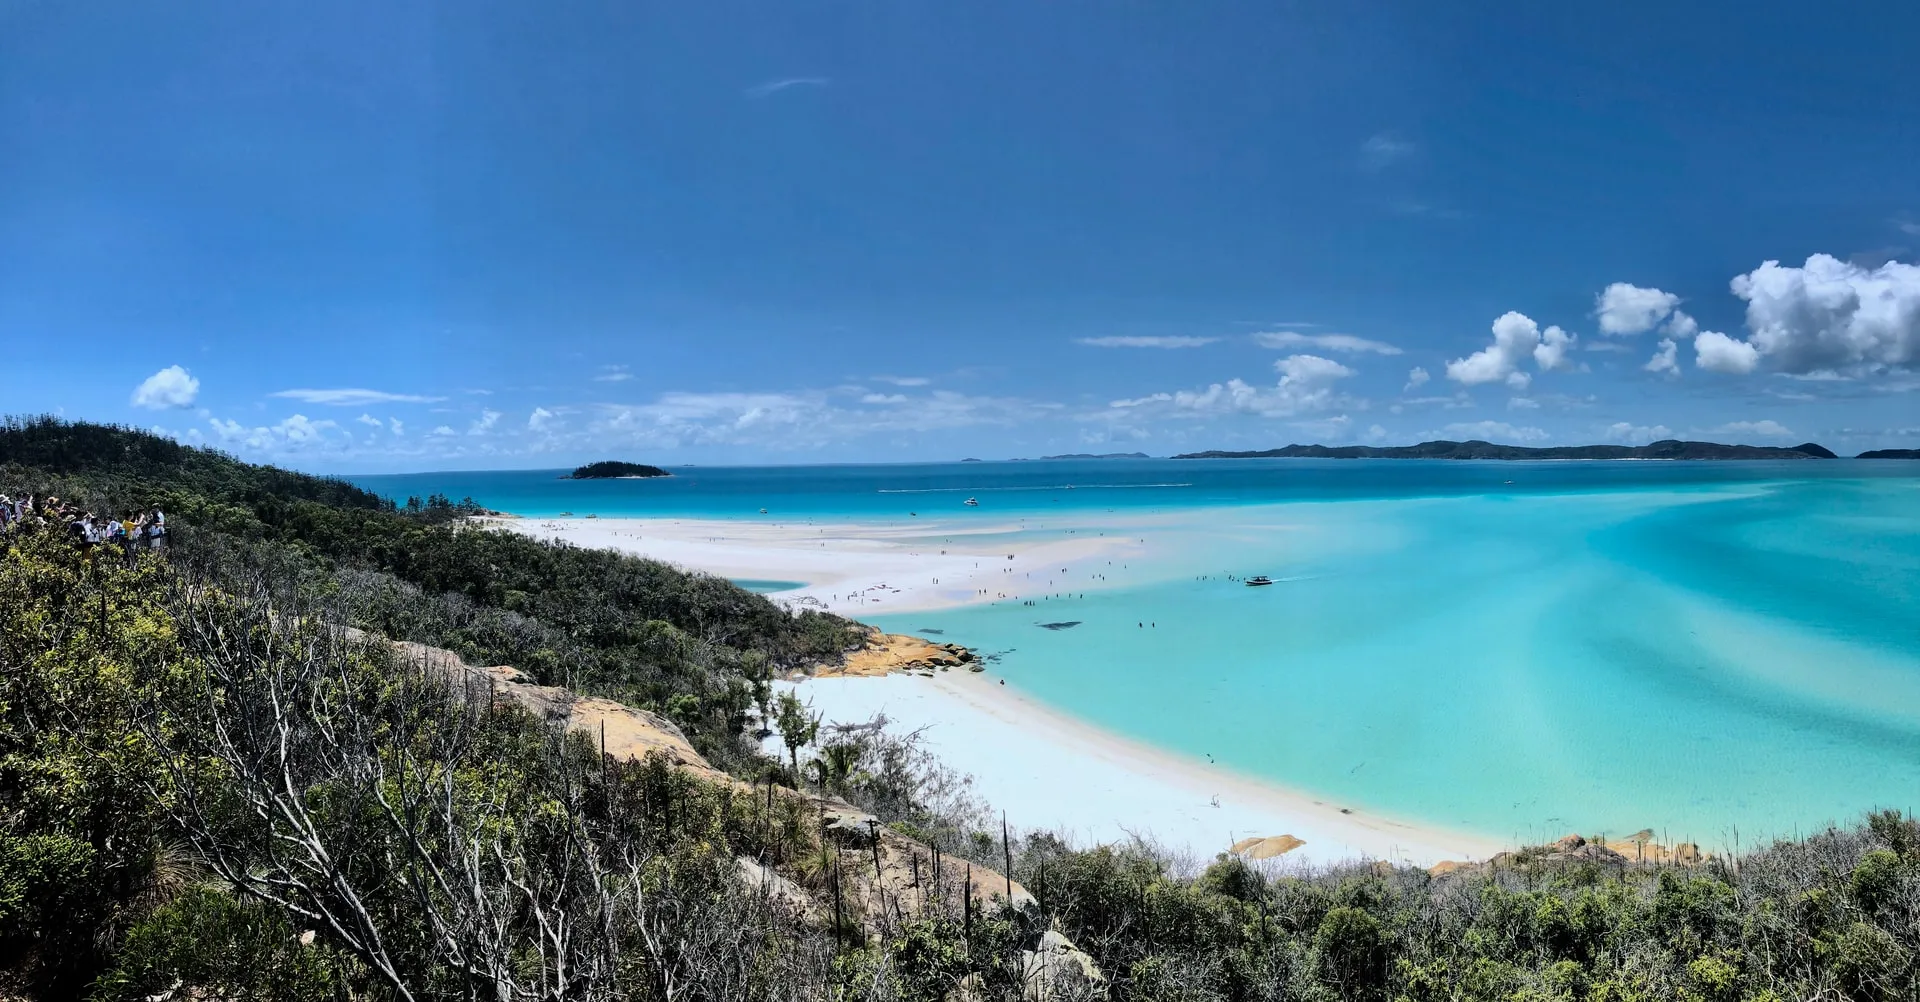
[731, 578, 808, 594]
[355, 460, 1920, 846]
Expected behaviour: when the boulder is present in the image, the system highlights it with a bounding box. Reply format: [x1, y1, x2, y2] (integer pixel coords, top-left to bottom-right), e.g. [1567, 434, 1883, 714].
[1019, 929, 1105, 1000]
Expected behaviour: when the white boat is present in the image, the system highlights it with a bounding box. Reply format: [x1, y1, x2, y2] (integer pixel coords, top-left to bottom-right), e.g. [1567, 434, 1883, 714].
[963, 497, 979, 506]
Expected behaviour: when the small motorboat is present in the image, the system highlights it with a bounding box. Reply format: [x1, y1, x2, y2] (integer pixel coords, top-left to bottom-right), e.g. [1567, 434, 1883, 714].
[964, 497, 979, 506]
[760, 508, 768, 514]
[1245, 575, 1274, 587]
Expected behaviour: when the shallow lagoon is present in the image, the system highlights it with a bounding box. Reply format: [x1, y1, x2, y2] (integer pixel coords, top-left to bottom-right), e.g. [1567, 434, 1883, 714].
[358, 460, 1920, 847]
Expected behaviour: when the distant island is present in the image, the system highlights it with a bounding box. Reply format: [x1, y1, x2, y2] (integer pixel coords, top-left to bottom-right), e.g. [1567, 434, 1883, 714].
[1859, 449, 1920, 459]
[1174, 439, 1841, 461]
[1039, 452, 1152, 460]
[564, 460, 671, 479]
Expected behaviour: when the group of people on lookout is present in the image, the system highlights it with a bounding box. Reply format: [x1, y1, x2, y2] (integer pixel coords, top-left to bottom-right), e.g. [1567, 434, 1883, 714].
[0, 492, 167, 560]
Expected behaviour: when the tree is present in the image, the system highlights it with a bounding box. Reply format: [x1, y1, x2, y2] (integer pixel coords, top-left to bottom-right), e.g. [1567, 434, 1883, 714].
[773, 691, 818, 782]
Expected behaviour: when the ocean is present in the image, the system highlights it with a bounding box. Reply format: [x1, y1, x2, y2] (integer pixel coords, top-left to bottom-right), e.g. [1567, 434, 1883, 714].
[353, 459, 1920, 847]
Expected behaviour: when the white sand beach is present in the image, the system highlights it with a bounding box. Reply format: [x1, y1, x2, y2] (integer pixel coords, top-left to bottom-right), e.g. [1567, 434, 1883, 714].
[774, 671, 1503, 867]
[499, 514, 1152, 615]
[498, 513, 1503, 866]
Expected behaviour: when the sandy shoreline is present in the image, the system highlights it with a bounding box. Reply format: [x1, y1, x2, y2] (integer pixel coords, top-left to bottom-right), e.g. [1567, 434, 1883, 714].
[775, 671, 1502, 866]
[496, 513, 1151, 615]
[493, 513, 1504, 865]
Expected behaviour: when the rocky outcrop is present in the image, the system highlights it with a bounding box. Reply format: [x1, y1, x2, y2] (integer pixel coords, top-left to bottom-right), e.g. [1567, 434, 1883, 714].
[1019, 929, 1106, 999]
[1231, 835, 1306, 860]
[812, 628, 981, 677]
[386, 638, 731, 784]
[1428, 831, 1704, 877]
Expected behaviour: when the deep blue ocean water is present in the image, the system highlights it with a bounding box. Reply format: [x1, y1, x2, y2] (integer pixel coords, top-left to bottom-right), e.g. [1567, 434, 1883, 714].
[354, 459, 1920, 846]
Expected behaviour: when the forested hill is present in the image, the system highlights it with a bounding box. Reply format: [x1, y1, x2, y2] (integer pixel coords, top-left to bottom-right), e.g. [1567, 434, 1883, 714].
[1176, 439, 1840, 460]
[0, 416, 863, 754]
[567, 459, 671, 478]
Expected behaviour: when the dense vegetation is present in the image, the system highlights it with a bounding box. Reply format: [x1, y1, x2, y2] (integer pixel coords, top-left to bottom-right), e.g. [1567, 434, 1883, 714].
[567, 460, 671, 479]
[0, 416, 858, 766]
[1175, 440, 1841, 460]
[4, 418, 1919, 1000]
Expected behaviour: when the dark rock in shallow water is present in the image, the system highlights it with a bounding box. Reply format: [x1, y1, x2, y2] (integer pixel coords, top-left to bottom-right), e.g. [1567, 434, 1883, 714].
[1037, 621, 1082, 631]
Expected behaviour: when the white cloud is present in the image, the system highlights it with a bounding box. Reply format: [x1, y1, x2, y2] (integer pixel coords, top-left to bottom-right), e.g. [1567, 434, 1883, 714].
[1253, 331, 1402, 355]
[1403, 367, 1430, 390]
[1645, 339, 1680, 377]
[593, 365, 634, 383]
[1533, 324, 1577, 371]
[469, 409, 501, 435]
[1695, 330, 1760, 374]
[355, 413, 383, 428]
[1729, 254, 1920, 373]
[271, 388, 445, 406]
[1605, 421, 1674, 443]
[389, 418, 405, 436]
[1711, 419, 1793, 438]
[131, 365, 200, 410]
[1076, 336, 1219, 349]
[1662, 311, 1699, 339]
[1441, 420, 1549, 443]
[1507, 397, 1540, 409]
[528, 407, 555, 431]
[746, 77, 828, 99]
[1595, 283, 1682, 336]
[431, 425, 456, 437]
[207, 413, 339, 450]
[861, 393, 908, 404]
[873, 375, 931, 387]
[1359, 133, 1415, 171]
[1446, 311, 1549, 387]
[1108, 354, 1356, 419]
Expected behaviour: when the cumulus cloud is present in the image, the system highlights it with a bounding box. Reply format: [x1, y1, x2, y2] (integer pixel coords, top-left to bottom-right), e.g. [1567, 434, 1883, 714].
[1695, 330, 1759, 374]
[356, 413, 384, 428]
[131, 365, 200, 409]
[1645, 339, 1680, 377]
[1109, 354, 1356, 419]
[1446, 311, 1574, 388]
[1534, 324, 1578, 371]
[528, 407, 555, 431]
[1729, 255, 1920, 373]
[1595, 283, 1682, 336]
[272, 388, 444, 406]
[208, 414, 339, 450]
[861, 393, 908, 404]
[1075, 335, 1218, 349]
[1711, 419, 1793, 438]
[431, 425, 456, 437]
[470, 409, 501, 435]
[1662, 311, 1699, 339]
[1440, 420, 1549, 443]
[1404, 366, 1430, 390]
[1605, 421, 1675, 443]
[1508, 397, 1540, 409]
[1253, 331, 1402, 355]
[389, 418, 405, 436]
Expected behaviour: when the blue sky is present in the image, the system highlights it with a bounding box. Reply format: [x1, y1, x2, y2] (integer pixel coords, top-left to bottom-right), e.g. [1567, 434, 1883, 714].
[3, 0, 1918, 470]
